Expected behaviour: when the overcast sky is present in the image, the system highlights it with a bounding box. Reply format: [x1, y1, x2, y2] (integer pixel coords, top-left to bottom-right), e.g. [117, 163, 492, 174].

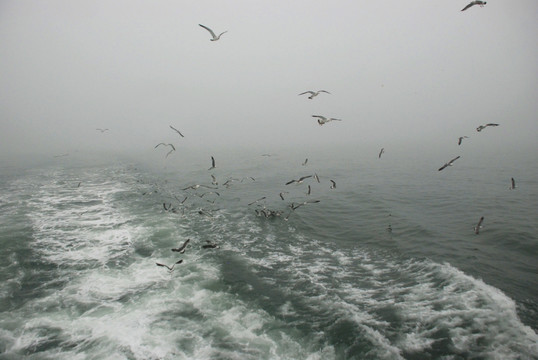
[1, 1, 537, 162]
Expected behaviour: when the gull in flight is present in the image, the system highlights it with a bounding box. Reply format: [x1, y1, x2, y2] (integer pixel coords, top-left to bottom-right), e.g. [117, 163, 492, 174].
[438, 156, 461, 171]
[156, 259, 183, 272]
[306, 185, 311, 195]
[461, 1, 486, 11]
[378, 148, 385, 159]
[298, 90, 331, 99]
[248, 196, 266, 206]
[155, 143, 176, 158]
[290, 200, 320, 210]
[474, 216, 484, 234]
[279, 191, 289, 200]
[96, 128, 109, 133]
[199, 24, 227, 41]
[330, 180, 336, 189]
[208, 156, 216, 170]
[313, 173, 320, 183]
[169, 125, 184, 138]
[312, 115, 342, 126]
[476, 123, 499, 132]
[182, 184, 217, 191]
[509, 177, 516, 190]
[458, 136, 469, 145]
[171, 239, 190, 253]
[302, 158, 308, 166]
[286, 175, 312, 185]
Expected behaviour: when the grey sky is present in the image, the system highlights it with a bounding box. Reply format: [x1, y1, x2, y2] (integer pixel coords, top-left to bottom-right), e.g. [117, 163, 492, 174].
[1, 1, 537, 161]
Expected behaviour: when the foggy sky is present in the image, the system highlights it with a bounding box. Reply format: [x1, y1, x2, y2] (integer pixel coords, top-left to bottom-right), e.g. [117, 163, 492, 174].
[1, 1, 537, 162]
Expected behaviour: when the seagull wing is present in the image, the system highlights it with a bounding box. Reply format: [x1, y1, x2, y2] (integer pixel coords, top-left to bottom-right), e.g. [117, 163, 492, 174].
[379, 148, 384, 158]
[170, 125, 184, 137]
[299, 175, 312, 181]
[461, 3, 474, 11]
[312, 115, 327, 121]
[438, 164, 448, 171]
[318, 90, 331, 94]
[155, 143, 166, 148]
[199, 24, 217, 38]
[285, 180, 296, 185]
[156, 263, 173, 271]
[299, 91, 315, 96]
[449, 156, 461, 164]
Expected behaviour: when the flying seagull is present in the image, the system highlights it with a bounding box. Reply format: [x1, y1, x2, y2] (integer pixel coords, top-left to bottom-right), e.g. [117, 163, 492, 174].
[208, 156, 216, 170]
[155, 143, 176, 158]
[474, 216, 484, 234]
[291, 200, 321, 210]
[476, 123, 499, 132]
[156, 259, 183, 272]
[438, 156, 461, 171]
[509, 177, 516, 190]
[96, 128, 109, 133]
[285, 175, 312, 185]
[182, 184, 217, 191]
[302, 158, 308, 166]
[378, 148, 385, 159]
[169, 125, 184, 138]
[461, 1, 486, 11]
[171, 239, 190, 253]
[306, 185, 311, 195]
[458, 136, 469, 145]
[199, 24, 227, 41]
[202, 241, 219, 249]
[313, 173, 320, 183]
[279, 191, 289, 200]
[312, 115, 342, 126]
[298, 90, 331, 99]
[330, 180, 336, 189]
[248, 196, 266, 206]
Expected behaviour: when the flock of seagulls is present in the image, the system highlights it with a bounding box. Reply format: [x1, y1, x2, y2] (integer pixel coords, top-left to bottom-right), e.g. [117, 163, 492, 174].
[90, 9, 512, 275]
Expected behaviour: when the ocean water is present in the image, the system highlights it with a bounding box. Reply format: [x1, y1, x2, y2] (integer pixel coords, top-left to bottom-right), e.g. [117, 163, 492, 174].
[0, 149, 537, 360]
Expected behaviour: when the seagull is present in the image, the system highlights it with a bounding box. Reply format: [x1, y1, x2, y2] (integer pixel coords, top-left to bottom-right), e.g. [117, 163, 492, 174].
[197, 191, 220, 198]
[458, 136, 469, 145]
[474, 216, 484, 234]
[96, 128, 109, 133]
[438, 156, 461, 171]
[156, 259, 183, 272]
[313, 173, 320, 183]
[302, 158, 308, 166]
[171, 239, 190, 253]
[378, 148, 385, 159]
[461, 1, 486, 11]
[329, 180, 336, 189]
[202, 241, 219, 249]
[155, 143, 176, 158]
[182, 184, 217, 191]
[248, 196, 266, 206]
[291, 200, 321, 210]
[298, 90, 331, 99]
[312, 115, 342, 126]
[476, 123, 499, 132]
[169, 125, 184, 138]
[279, 191, 289, 200]
[211, 174, 218, 186]
[199, 24, 227, 41]
[306, 185, 311, 195]
[509, 177, 516, 190]
[285, 175, 312, 185]
[208, 156, 216, 170]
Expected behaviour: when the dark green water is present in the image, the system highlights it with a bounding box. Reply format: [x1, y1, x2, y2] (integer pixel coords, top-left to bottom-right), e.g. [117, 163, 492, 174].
[0, 151, 536, 359]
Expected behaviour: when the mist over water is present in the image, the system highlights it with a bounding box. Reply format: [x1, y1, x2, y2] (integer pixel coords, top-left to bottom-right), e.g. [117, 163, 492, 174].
[0, 147, 536, 359]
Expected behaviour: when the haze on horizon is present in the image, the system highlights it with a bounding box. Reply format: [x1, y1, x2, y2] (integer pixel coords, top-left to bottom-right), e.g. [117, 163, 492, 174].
[1, 1, 537, 164]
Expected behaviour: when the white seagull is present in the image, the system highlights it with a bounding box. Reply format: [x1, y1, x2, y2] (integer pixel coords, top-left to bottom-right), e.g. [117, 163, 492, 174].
[156, 259, 183, 272]
[461, 1, 486, 11]
[298, 90, 331, 99]
[208, 156, 216, 170]
[438, 156, 461, 171]
[199, 24, 227, 41]
[509, 177, 516, 190]
[155, 143, 176, 158]
[329, 180, 336, 189]
[458, 136, 469, 145]
[474, 216, 484, 234]
[476, 123, 499, 132]
[96, 128, 109, 133]
[285, 175, 312, 185]
[312, 115, 342, 126]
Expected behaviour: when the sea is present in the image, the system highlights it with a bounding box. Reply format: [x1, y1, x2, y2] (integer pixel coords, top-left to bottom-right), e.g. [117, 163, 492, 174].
[0, 146, 537, 360]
